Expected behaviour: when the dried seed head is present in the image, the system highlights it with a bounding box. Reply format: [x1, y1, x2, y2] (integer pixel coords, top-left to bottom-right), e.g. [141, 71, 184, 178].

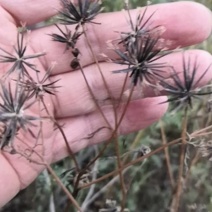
[59, 0, 103, 26]
[112, 35, 170, 86]
[50, 24, 83, 51]
[0, 82, 39, 149]
[160, 55, 212, 110]
[0, 32, 45, 79]
[18, 66, 60, 99]
[117, 8, 163, 48]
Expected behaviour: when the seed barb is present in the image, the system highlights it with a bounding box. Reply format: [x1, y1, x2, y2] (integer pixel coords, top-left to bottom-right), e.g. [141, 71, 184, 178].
[112, 35, 170, 86]
[59, 0, 103, 26]
[0, 82, 39, 149]
[50, 24, 83, 51]
[0, 32, 45, 79]
[160, 55, 212, 110]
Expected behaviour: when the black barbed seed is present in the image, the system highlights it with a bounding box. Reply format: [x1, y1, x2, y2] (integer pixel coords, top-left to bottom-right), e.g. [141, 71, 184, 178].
[108, 6, 171, 87]
[59, 0, 103, 26]
[0, 82, 39, 149]
[72, 47, 80, 58]
[160, 55, 212, 110]
[50, 24, 83, 51]
[17, 66, 60, 99]
[0, 32, 45, 79]
[70, 57, 80, 69]
[111, 35, 170, 86]
[118, 7, 163, 48]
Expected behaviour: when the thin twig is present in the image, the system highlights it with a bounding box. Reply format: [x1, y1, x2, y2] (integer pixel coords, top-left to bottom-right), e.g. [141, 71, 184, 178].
[114, 134, 127, 212]
[184, 150, 200, 185]
[79, 138, 181, 189]
[83, 164, 132, 208]
[16, 138, 82, 211]
[80, 25, 118, 173]
[78, 63, 111, 128]
[170, 109, 188, 212]
[82, 25, 117, 122]
[160, 120, 175, 189]
[84, 86, 134, 172]
[46, 163, 82, 212]
[43, 169, 56, 212]
[41, 98, 80, 172]
[81, 150, 99, 211]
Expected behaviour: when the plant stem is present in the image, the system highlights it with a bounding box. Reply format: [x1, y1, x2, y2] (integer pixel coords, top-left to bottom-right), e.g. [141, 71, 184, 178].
[46, 164, 82, 212]
[16, 138, 82, 211]
[41, 98, 80, 172]
[80, 138, 181, 189]
[170, 109, 188, 212]
[160, 120, 174, 188]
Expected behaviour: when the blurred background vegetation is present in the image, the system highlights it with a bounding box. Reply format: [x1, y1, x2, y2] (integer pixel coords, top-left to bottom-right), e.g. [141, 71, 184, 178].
[1, 0, 212, 212]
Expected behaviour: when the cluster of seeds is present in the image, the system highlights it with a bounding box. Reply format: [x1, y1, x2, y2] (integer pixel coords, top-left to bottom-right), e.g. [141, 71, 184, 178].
[0, 0, 210, 151]
[0, 0, 212, 211]
[0, 31, 60, 149]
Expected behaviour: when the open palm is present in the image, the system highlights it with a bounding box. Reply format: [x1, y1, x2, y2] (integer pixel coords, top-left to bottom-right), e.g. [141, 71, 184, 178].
[0, 0, 211, 207]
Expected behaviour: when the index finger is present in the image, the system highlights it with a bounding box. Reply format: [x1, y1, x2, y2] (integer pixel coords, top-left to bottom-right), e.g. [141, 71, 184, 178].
[29, 1, 212, 75]
[0, 0, 61, 25]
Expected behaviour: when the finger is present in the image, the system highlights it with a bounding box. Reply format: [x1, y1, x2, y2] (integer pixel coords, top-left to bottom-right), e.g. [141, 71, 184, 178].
[52, 96, 168, 162]
[0, 0, 61, 25]
[0, 154, 20, 207]
[51, 49, 212, 118]
[138, 50, 212, 97]
[29, 1, 212, 74]
[0, 7, 17, 43]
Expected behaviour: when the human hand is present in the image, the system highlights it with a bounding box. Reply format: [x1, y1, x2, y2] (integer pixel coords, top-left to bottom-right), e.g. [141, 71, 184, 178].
[0, 0, 211, 207]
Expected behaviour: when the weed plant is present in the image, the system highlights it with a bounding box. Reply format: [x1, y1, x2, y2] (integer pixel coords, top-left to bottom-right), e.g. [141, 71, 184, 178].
[1, 0, 212, 212]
